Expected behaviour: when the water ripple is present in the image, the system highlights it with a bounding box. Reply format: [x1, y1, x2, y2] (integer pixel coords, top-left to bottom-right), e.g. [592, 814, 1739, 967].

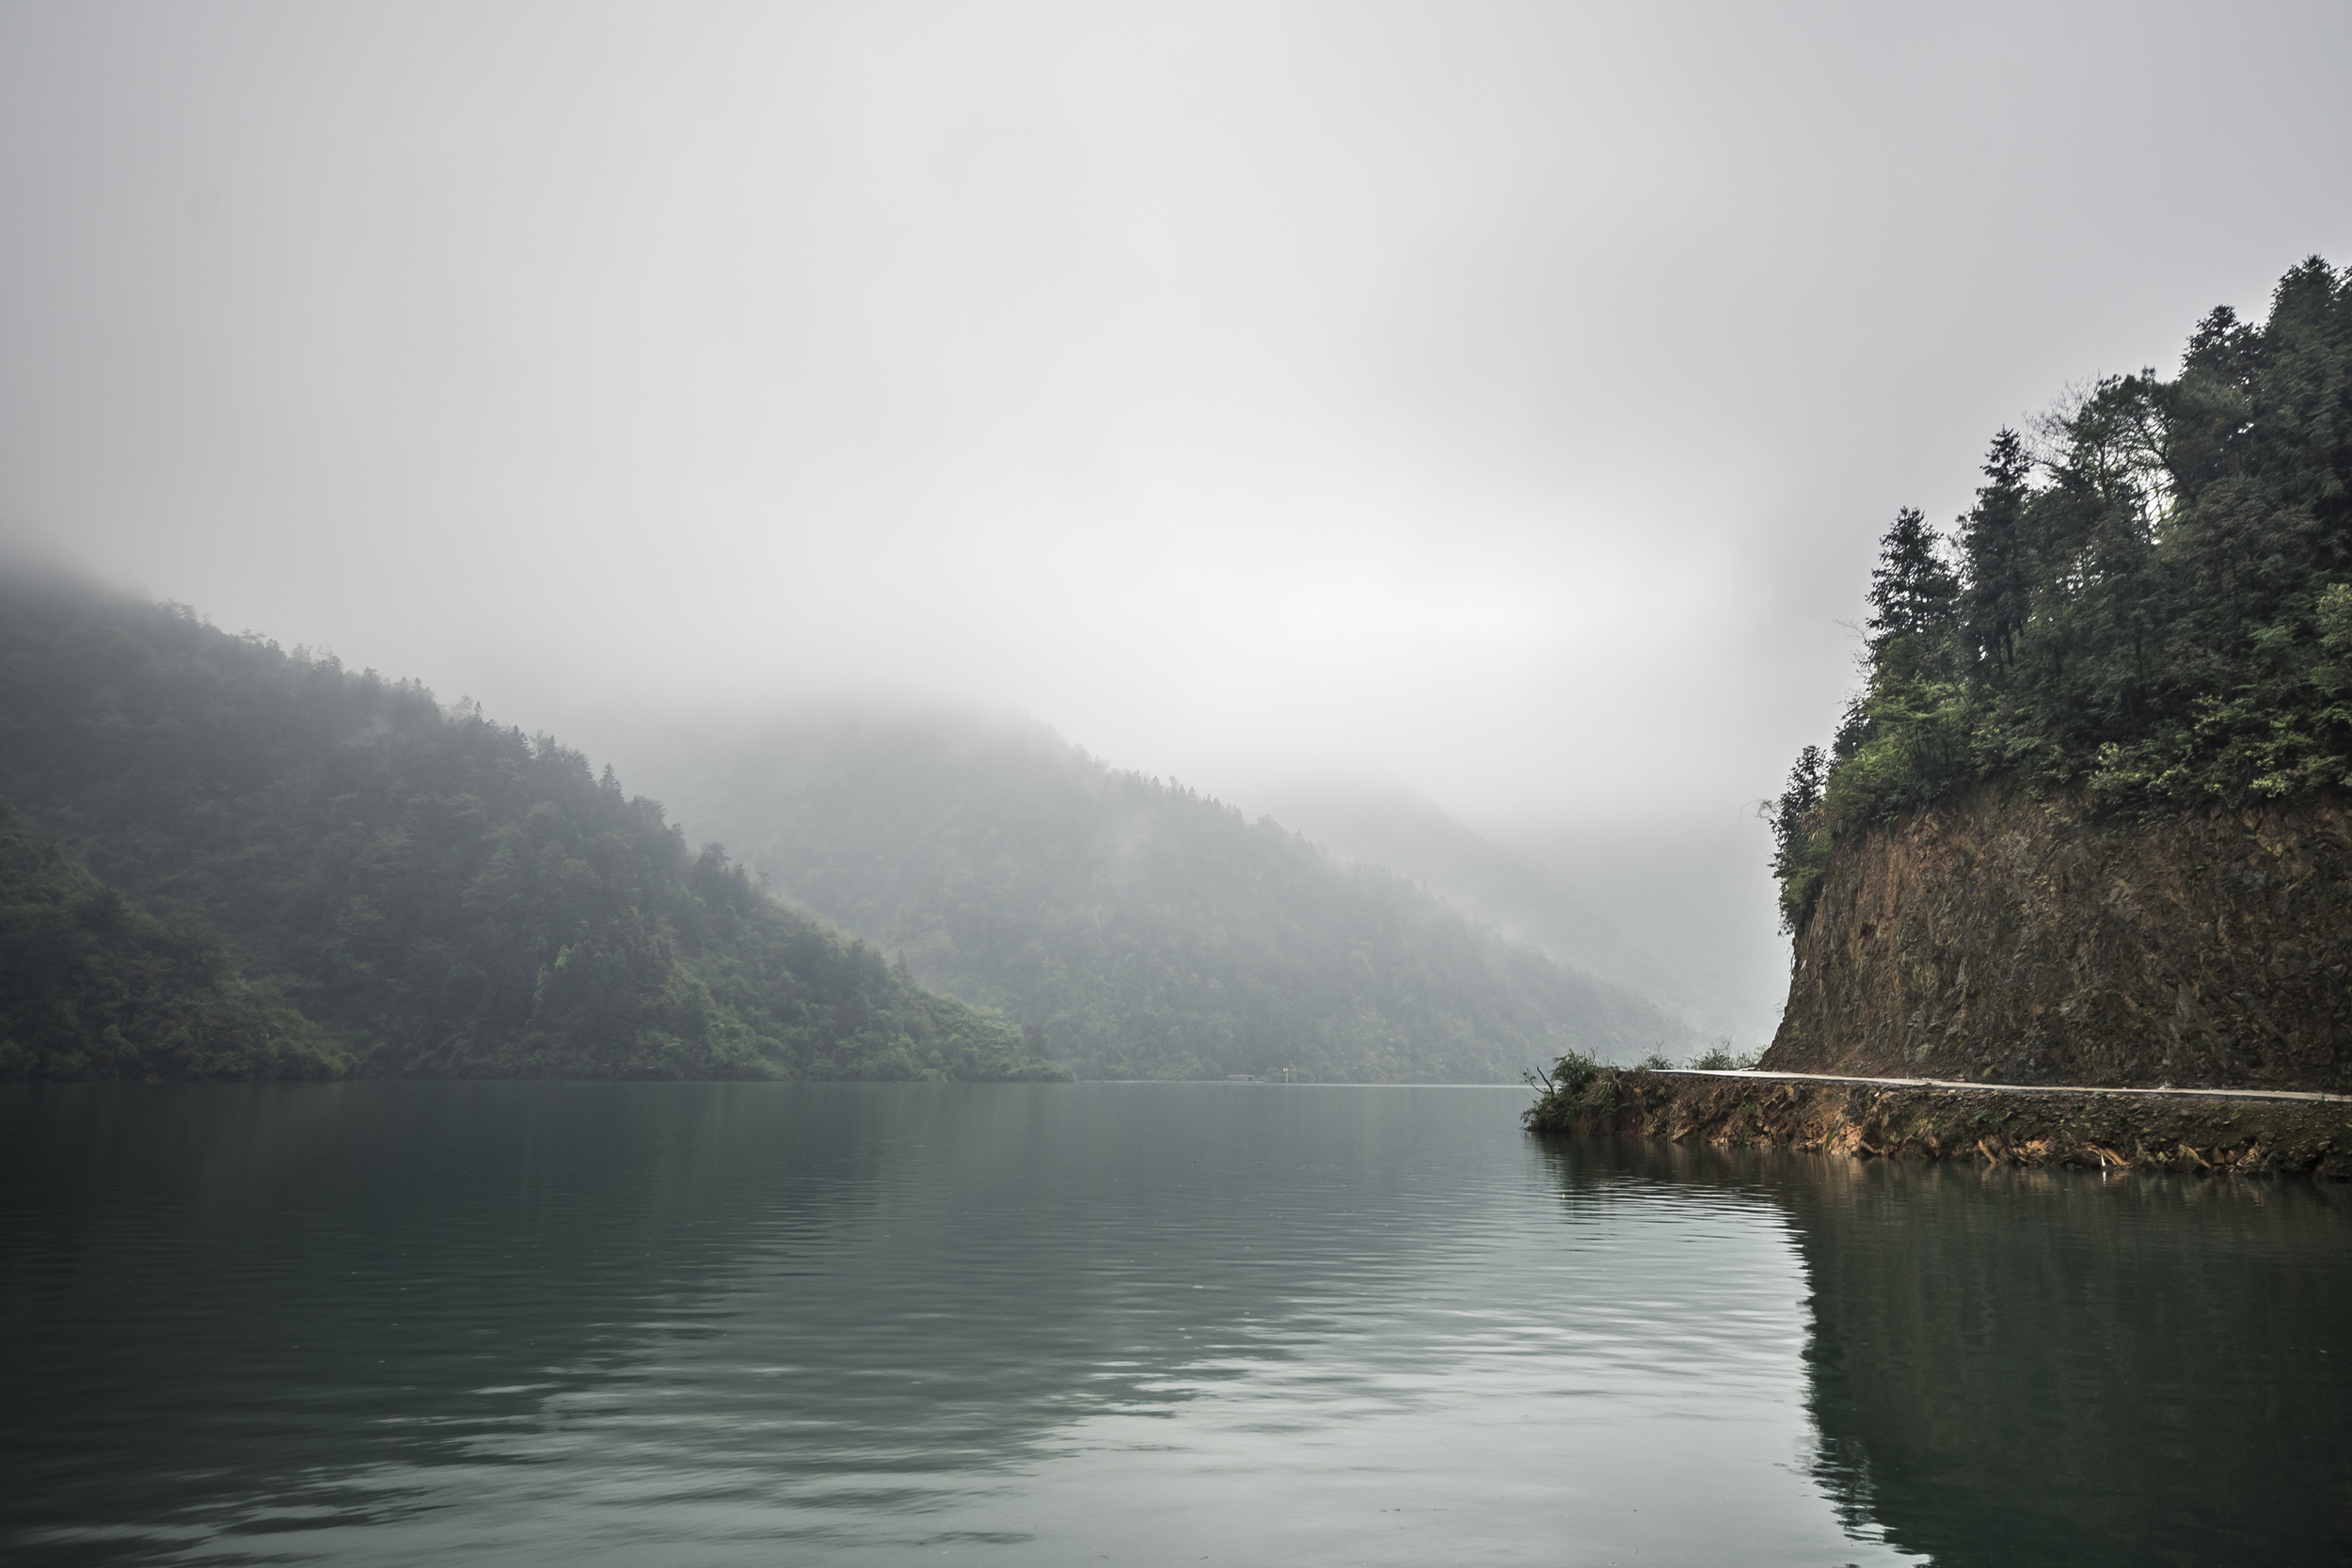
[7, 1082, 2345, 1565]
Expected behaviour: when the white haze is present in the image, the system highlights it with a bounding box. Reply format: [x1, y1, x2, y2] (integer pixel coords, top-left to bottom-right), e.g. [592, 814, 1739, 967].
[3, 1, 2348, 1040]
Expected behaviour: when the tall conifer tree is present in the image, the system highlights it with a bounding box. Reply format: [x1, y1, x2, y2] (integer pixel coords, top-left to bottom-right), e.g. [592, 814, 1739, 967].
[1956, 430, 2033, 676]
[1865, 506, 1959, 679]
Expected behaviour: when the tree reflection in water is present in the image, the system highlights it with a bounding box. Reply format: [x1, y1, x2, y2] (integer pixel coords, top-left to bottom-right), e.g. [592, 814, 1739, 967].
[1538, 1136, 2352, 1566]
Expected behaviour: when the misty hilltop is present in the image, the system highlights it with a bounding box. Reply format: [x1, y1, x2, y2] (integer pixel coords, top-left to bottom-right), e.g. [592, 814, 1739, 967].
[0, 569, 1062, 1082]
[1236, 780, 1778, 1043]
[576, 706, 1701, 1082]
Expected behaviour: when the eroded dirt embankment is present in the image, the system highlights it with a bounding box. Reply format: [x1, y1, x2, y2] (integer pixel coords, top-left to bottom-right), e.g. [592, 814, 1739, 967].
[1524, 1071, 2352, 1180]
[1765, 783, 2352, 1091]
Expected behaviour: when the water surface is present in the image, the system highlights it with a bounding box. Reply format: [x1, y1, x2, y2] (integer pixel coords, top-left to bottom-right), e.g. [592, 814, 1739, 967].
[4, 1083, 2345, 1564]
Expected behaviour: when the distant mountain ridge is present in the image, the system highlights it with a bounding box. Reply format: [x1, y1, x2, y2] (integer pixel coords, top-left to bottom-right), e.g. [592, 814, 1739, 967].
[1240, 783, 1656, 986]
[1238, 781, 1781, 1044]
[577, 706, 1701, 1081]
[0, 571, 1061, 1081]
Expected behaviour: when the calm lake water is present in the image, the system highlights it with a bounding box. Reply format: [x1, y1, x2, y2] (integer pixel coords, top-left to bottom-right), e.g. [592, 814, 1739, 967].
[4, 1082, 2347, 1566]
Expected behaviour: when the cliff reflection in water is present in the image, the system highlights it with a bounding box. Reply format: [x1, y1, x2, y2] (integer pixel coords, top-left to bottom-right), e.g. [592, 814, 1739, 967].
[1543, 1138, 2352, 1565]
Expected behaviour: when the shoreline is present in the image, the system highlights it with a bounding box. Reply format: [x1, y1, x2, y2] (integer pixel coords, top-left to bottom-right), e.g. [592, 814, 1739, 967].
[1649, 1067, 2345, 1105]
[1523, 1069, 2352, 1180]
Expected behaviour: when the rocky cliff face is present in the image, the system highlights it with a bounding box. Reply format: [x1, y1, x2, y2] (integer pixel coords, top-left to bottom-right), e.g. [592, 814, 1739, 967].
[1762, 784, 2352, 1090]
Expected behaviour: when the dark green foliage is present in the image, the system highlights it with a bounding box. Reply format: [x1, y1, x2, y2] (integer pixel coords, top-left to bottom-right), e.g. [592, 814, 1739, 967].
[1770, 745, 1829, 933]
[621, 712, 1698, 1081]
[1528, 1047, 1603, 1097]
[1775, 256, 2352, 930]
[0, 800, 349, 1079]
[0, 575, 1062, 1081]
[1866, 507, 1961, 664]
[1955, 429, 2036, 675]
[1521, 1049, 1626, 1127]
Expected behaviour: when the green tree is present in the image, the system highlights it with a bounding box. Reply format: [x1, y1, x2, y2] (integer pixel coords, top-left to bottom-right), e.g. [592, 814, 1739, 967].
[1768, 746, 1828, 934]
[1866, 505, 1961, 669]
[1955, 429, 2035, 677]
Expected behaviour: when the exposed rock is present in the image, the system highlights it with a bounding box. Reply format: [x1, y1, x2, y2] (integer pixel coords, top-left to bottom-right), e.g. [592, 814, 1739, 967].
[1762, 782, 2352, 1091]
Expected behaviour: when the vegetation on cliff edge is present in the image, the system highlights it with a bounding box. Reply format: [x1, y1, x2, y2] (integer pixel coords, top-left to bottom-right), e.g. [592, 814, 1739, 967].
[1772, 256, 2352, 931]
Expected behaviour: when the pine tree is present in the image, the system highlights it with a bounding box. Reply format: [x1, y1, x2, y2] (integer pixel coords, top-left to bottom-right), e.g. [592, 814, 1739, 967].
[1955, 430, 2034, 677]
[1770, 746, 1825, 866]
[1865, 507, 1960, 682]
[1769, 745, 1828, 934]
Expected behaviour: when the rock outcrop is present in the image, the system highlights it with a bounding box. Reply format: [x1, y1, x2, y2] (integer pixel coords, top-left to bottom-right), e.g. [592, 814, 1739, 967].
[1761, 783, 2352, 1091]
[1523, 1071, 2352, 1180]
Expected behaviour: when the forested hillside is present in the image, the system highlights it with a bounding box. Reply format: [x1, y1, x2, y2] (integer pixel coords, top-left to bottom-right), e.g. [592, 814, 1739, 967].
[1774, 256, 2352, 929]
[0, 572, 1062, 1081]
[581, 708, 1699, 1081]
[0, 800, 348, 1079]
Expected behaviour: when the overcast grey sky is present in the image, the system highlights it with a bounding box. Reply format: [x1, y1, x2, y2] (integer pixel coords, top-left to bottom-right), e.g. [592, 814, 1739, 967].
[4, 1, 2349, 1025]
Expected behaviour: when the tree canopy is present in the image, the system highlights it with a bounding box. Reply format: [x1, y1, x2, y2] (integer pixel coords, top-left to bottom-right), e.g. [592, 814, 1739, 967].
[0, 799, 348, 1079]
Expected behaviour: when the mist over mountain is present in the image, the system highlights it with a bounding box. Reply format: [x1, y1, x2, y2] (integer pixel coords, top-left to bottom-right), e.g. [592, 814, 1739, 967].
[1236, 780, 1785, 1045]
[569, 705, 1699, 1081]
[0, 569, 1059, 1082]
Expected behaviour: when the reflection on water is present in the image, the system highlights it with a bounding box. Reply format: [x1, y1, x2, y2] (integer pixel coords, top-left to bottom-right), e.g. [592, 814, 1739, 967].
[1537, 1138, 2352, 1566]
[1788, 1153, 2351, 1564]
[3, 1084, 2344, 1564]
